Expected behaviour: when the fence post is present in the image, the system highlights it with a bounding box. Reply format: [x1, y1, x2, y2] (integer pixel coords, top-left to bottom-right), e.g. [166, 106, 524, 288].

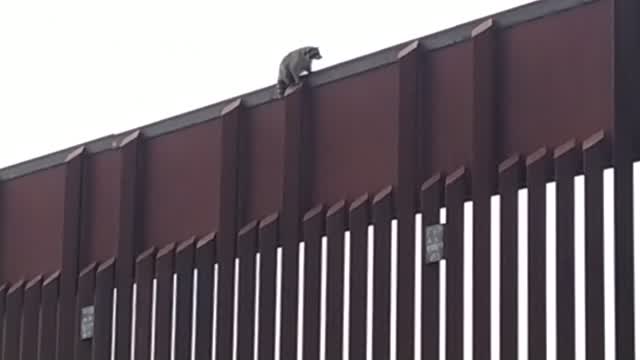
[444, 167, 467, 360]
[59, 146, 86, 360]
[554, 139, 581, 360]
[470, 18, 498, 360]
[237, 221, 258, 360]
[155, 243, 176, 360]
[216, 98, 244, 360]
[325, 201, 347, 360]
[75, 263, 97, 360]
[372, 187, 393, 360]
[258, 214, 279, 360]
[4, 281, 24, 360]
[0, 285, 6, 360]
[498, 155, 523, 360]
[134, 248, 157, 360]
[93, 258, 115, 360]
[40, 274, 59, 360]
[526, 147, 551, 360]
[115, 130, 145, 360]
[348, 194, 370, 360]
[302, 205, 325, 360]
[395, 40, 421, 360]
[195, 232, 216, 360]
[420, 174, 443, 360]
[583, 131, 610, 360]
[195, 232, 216, 359]
[175, 237, 196, 360]
[280, 83, 311, 360]
[22, 275, 43, 360]
[613, 0, 639, 356]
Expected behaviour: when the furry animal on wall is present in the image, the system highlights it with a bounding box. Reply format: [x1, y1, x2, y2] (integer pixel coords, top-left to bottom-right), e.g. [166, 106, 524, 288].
[274, 46, 322, 98]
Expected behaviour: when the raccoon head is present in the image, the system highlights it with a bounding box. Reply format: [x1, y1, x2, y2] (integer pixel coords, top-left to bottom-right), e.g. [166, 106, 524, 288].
[304, 47, 322, 60]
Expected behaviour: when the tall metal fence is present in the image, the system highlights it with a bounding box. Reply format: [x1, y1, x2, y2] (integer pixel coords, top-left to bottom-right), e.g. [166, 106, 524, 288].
[2, 131, 639, 360]
[0, 0, 639, 359]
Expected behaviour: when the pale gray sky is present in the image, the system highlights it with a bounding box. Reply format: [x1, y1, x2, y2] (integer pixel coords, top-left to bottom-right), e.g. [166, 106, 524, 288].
[0, 0, 532, 168]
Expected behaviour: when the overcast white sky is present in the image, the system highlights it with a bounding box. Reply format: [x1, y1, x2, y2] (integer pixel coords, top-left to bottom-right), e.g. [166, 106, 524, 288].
[0, 0, 532, 168]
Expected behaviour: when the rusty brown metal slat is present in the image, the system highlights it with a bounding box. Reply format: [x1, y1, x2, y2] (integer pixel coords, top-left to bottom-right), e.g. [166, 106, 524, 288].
[4, 281, 24, 360]
[115, 130, 145, 360]
[0, 284, 6, 360]
[583, 132, 609, 360]
[155, 244, 175, 360]
[75, 263, 97, 360]
[195, 233, 216, 360]
[395, 40, 420, 360]
[372, 188, 392, 360]
[348, 195, 370, 360]
[59, 147, 86, 360]
[216, 99, 243, 360]
[498, 155, 523, 360]
[258, 214, 279, 360]
[39, 275, 58, 360]
[445, 168, 466, 360]
[134, 248, 156, 360]
[554, 140, 580, 360]
[420, 175, 443, 360]
[470, 18, 498, 360]
[93, 259, 115, 360]
[280, 83, 310, 360]
[175, 238, 196, 360]
[302, 206, 324, 360]
[613, 0, 639, 357]
[526, 148, 551, 360]
[236, 222, 258, 360]
[22, 276, 43, 360]
[325, 201, 347, 360]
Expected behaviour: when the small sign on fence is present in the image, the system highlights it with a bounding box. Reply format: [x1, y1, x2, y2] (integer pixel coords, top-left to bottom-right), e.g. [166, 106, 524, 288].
[80, 305, 95, 340]
[424, 223, 445, 264]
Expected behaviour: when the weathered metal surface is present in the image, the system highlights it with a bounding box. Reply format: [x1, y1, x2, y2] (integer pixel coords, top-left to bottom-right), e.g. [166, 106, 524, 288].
[302, 206, 324, 360]
[243, 101, 285, 223]
[613, 0, 640, 356]
[554, 139, 580, 360]
[420, 175, 443, 360]
[82, 151, 120, 265]
[470, 18, 497, 360]
[498, 155, 523, 360]
[114, 130, 143, 360]
[310, 65, 398, 205]
[280, 84, 308, 360]
[500, 0, 611, 158]
[0, 165, 66, 282]
[423, 42, 474, 175]
[583, 131, 608, 360]
[142, 119, 222, 248]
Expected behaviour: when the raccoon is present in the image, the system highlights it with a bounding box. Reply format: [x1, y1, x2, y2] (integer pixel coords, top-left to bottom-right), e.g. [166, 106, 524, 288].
[275, 46, 322, 98]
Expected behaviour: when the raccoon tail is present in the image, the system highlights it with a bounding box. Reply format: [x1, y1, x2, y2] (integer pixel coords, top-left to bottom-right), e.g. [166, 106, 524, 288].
[275, 81, 286, 98]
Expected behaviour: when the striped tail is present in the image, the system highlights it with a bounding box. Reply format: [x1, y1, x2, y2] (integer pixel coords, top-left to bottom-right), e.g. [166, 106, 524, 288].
[275, 81, 286, 98]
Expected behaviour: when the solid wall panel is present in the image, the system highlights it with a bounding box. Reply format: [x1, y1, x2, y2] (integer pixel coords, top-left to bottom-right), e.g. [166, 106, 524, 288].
[310, 65, 398, 205]
[500, 0, 612, 158]
[143, 120, 222, 248]
[244, 102, 285, 223]
[422, 42, 473, 176]
[82, 150, 120, 266]
[0, 166, 66, 282]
